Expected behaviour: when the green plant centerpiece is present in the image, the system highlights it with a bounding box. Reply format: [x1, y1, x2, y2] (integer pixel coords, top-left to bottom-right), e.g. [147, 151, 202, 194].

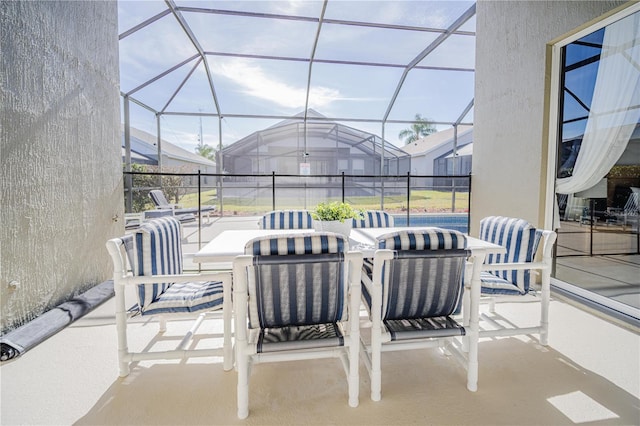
[311, 201, 363, 237]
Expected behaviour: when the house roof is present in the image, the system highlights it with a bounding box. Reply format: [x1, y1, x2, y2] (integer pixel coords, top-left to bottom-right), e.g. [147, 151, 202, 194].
[123, 127, 216, 168]
[402, 125, 473, 155]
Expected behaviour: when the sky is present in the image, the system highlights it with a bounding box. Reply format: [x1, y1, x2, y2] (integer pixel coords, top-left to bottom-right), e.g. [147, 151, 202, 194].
[117, 0, 476, 153]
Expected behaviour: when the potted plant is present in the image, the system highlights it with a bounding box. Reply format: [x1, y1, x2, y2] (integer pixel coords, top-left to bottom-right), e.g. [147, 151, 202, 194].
[311, 201, 363, 237]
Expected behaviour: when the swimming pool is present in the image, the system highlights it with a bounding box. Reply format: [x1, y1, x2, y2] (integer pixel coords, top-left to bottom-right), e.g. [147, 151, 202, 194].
[392, 214, 469, 233]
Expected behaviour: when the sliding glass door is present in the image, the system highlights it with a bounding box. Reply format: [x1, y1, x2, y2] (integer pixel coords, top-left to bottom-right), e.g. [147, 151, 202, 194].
[551, 6, 640, 322]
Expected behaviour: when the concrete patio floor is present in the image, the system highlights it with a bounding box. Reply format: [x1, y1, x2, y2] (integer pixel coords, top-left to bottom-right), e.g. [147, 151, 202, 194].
[1, 217, 639, 425]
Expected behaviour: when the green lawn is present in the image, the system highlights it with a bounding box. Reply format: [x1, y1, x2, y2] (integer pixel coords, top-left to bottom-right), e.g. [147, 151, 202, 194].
[177, 189, 469, 214]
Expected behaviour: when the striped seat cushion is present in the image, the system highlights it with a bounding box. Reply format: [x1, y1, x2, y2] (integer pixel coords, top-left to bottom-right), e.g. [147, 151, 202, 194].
[479, 216, 543, 295]
[352, 210, 394, 228]
[259, 210, 313, 229]
[124, 216, 223, 315]
[142, 280, 224, 316]
[244, 233, 348, 332]
[257, 323, 345, 353]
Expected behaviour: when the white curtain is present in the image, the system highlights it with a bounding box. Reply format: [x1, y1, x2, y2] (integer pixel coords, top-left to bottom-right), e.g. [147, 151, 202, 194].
[556, 13, 640, 196]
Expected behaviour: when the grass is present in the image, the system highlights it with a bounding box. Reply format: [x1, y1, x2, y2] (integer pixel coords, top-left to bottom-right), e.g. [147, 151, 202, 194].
[176, 189, 469, 214]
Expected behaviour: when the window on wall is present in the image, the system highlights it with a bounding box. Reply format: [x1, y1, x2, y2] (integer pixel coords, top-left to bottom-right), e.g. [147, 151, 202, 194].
[552, 7, 640, 322]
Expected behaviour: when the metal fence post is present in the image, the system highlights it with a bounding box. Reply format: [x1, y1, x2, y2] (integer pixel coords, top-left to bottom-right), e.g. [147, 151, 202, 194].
[272, 171, 276, 211]
[406, 171, 411, 226]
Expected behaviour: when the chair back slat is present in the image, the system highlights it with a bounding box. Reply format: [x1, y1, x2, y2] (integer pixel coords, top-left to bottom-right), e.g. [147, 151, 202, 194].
[479, 216, 542, 292]
[244, 233, 348, 329]
[373, 229, 468, 321]
[352, 210, 394, 228]
[259, 210, 313, 229]
[123, 216, 182, 310]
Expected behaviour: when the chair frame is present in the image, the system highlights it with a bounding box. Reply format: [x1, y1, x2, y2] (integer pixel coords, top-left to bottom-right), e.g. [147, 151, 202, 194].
[232, 250, 362, 419]
[464, 228, 557, 345]
[361, 247, 486, 401]
[149, 189, 216, 222]
[106, 237, 232, 377]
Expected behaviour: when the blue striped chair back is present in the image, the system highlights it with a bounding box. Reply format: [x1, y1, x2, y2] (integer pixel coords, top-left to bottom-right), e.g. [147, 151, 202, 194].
[244, 233, 348, 329]
[479, 216, 542, 292]
[374, 229, 468, 321]
[259, 210, 313, 229]
[123, 216, 183, 311]
[352, 210, 394, 228]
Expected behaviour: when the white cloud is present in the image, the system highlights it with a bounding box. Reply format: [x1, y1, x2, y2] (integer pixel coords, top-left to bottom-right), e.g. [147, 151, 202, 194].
[214, 59, 341, 109]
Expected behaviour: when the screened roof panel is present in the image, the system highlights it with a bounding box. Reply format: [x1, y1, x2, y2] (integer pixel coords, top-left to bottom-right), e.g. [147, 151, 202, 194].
[130, 57, 201, 111]
[322, 0, 474, 29]
[315, 24, 440, 64]
[417, 34, 476, 69]
[388, 69, 474, 123]
[174, 0, 325, 17]
[117, 1, 169, 34]
[182, 11, 319, 57]
[309, 63, 404, 119]
[118, 0, 476, 148]
[163, 61, 219, 114]
[119, 15, 197, 94]
[206, 56, 311, 116]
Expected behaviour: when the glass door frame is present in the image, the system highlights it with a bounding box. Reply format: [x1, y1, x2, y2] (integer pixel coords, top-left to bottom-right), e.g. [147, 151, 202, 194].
[545, 2, 640, 324]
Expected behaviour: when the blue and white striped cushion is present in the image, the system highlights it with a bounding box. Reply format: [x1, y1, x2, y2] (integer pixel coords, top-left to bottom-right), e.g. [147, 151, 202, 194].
[376, 228, 467, 250]
[142, 280, 224, 316]
[352, 210, 394, 228]
[124, 216, 223, 315]
[371, 229, 467, 321]
[259, 210, 313, 229]
[244, 233, 348, 329]
[479, 216, 543, 294]
[245, 232, 347, 255]
[125, 217, 183, 311]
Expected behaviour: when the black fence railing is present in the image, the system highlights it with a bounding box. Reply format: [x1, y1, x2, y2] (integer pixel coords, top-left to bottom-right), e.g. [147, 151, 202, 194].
[124, 171, 472, 231]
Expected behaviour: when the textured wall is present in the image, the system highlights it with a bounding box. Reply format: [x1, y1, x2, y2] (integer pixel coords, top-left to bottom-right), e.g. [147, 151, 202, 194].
[1, 1, 123, 332]
[472, 0, 626, 233]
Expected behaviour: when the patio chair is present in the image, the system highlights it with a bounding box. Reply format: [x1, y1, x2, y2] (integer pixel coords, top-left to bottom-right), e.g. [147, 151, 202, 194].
[473, 216, 557, 345]
[258, 209, 313, 229]
[232, 232, 363, 419]
[105, 216, 232, 377]
[360, 228, 485, 401]
[149, 189, 216, 221]
[352, 210, 394, 228]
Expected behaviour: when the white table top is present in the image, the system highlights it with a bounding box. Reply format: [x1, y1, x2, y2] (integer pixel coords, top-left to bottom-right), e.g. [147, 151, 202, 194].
[193, 227, 505, 264]
[351, 227, 505, 256]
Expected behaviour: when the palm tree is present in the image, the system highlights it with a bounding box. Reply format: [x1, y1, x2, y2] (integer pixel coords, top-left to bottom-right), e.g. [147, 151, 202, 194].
[398, 114, 437, 145]
[195, 144, 216, 161]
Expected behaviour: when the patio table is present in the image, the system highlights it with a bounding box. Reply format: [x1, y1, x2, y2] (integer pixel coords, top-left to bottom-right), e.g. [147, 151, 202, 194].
[193, 226, 505, 391]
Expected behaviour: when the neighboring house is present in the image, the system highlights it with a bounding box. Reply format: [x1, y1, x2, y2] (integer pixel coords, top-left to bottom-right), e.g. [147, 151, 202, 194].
[122, 126, 217, 185]
[221, 109, 410, 176]
[402, 125, 473, 177]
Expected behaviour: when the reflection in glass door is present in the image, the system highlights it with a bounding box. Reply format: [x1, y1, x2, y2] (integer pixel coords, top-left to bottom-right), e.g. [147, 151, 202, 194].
[552, 9, 640, 321]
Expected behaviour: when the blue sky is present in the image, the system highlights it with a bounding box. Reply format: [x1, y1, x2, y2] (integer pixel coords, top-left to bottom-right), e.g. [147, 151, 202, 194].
[118, 0, 476, 152]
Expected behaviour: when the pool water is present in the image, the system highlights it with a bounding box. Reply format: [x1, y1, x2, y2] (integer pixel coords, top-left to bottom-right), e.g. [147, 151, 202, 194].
[392, 214, 469, 233]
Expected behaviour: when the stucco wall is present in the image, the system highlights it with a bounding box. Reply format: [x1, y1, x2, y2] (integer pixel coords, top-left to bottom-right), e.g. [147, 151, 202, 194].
[471, 0, 627, 234]
[1, 1, 123, 333]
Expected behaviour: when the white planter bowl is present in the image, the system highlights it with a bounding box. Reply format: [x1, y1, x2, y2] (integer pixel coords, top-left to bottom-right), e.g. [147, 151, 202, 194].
[312, 219, 352, 238]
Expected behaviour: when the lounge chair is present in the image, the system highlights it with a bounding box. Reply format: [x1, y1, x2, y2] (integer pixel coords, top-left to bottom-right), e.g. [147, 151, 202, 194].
[105, 216, 232, 377]
[360, 228, 485, 401]
[232, 232, 362, 419]
[149, 189, 216, 221]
